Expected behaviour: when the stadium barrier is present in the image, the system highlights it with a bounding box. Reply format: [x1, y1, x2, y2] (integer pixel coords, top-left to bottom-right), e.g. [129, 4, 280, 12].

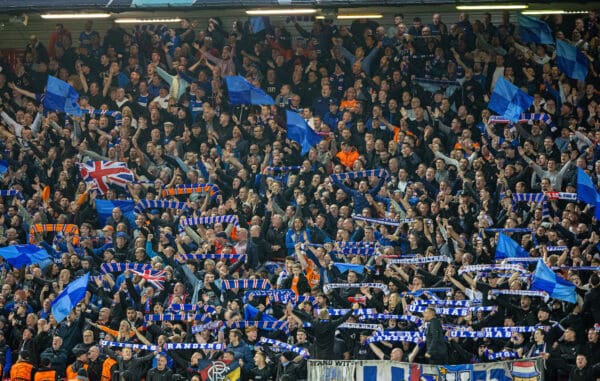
[307, 357, 544, 381]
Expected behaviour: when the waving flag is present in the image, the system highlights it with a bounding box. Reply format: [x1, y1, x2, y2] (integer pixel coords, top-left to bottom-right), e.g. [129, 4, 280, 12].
[334, 262, 372, 275]
[95, 199, 136, 226]
[250, 16, 269, 33]
[51, 273, 90, 323]
[495, 233, 530, 260]
[556, 39, 589, 81]
[0, 245, 49, 268]
[79, 161, 134, 194]
[531, 259, 576, 303]
[131, 268, 166, 290]
[44, 75, 82, 116]
[244, 303, 277, 322]
[517, 14, 554, 45]
[286, 110, 323, 155]
[488, 77, 534, 122]
[576, 168, 600, 219]
[225, 76, 274, 105]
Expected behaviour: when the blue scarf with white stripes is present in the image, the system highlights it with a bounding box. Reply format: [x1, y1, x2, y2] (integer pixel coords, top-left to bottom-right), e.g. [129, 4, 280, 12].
[134, 199, 189, 214]
[330, 169, 389, 182]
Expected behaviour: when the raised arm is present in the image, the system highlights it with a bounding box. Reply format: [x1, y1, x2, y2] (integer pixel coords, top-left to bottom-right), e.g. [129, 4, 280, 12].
[154, 64, 175, 87]
[8, 82, 36, 99]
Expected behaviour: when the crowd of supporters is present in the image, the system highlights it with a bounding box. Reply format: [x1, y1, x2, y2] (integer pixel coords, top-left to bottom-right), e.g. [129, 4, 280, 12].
[0, 8, 598, 381]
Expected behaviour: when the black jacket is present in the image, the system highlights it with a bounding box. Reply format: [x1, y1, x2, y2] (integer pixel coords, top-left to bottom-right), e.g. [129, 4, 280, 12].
[425, 316, 448, 362]
[281, 275, 311, 296]
[292, 308, 353, 360]
[146, 367, 174, 381]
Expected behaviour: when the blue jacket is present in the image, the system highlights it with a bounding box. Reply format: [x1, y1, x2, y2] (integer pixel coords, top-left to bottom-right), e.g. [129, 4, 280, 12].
[285, 229, 311, 256]
[332, 176, 386, 215]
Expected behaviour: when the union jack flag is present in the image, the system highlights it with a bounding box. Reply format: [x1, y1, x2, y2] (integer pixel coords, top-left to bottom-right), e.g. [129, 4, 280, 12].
[131, 268, 166, 290]
[78, 161, 134, 194]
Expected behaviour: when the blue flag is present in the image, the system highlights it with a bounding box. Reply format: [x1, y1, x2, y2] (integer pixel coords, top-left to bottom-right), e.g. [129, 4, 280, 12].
[333, 262, 372, 275]
[495, 233, 530, 259]
[225, 76, 274, 105]
[95, 199, 136, 226]
[531, 259, 576, 303]
[576, 167, 600, 219]
[517, 14, 554, 45]
[488, 77, 533, 122]
[44, 76, 82, 116]
[51, 272, 90, 323]
[244, 303, 277, 322]
[577, 167, 598, 205]
[250, 17, 269, 33]
[286, 110, 323, 155]
[0, 244, 49, 268]
[556, 39, 589, 81]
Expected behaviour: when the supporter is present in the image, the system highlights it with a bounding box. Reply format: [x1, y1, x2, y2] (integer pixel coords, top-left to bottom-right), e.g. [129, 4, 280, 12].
[0, 8, 599, 380]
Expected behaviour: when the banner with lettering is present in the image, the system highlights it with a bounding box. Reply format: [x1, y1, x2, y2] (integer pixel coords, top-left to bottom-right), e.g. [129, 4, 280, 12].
[308, 358, 544, 381]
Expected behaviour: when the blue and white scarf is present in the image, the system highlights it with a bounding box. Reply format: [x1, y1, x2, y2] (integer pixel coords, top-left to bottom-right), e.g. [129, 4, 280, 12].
[488, 113, 554, 130]
[483, 326, 547, 335]
[388, 256, 451, 265]
[178, 254, 245, 261]
[243, 289, 295, 304]
[353, 215, 413, 227]
[145, 313, 211, 322]
[546, 246, 568, 252]
[412, 299, 474, 307]
[323, 283, 390, 295]
[100, 340, 157, 351]
[551, 266, 600, 271]
[487, 351, 519, 360]
[447, 330, 483, 338]
[485, 228, 533, 233]
[0, 190, 23, 200]
[408, 305, 497, 316]
[338, 323, 383, 332]
[165, 342, 225, 350]
[330, 169, 389, 182]
[191, 320, 223, 334]
[317, 308, 377, 316]
[336, 241, 381, 247]
[230, 321, 290, 333]
[367, 332, 424, 344]
[334, 246, 379, 256]
[489, 289, 550, 301]
[359, 314, 422, 325]
[134, 199, 189, 214]
[500, 257, 540, 263]
[221, 279, 271, 290]
[512, 193, 550, 220]
[546, 191, 577, 201]
[265, 166, 302, 172]
[401, 288, 453, 297]
[180, 215, 239, 227]
[459, 264, 527, 275]
[100, 262, 153, 274]
[169, 304, 216, 313]
[259, 337, 310, 358]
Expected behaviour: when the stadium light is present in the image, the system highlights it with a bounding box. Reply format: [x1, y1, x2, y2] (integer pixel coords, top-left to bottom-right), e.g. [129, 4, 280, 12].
[41, 13, 111, 19]
[246, 9, 317, 15]
[456, 5, 528, 10]
[114, 18, 182, 23]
